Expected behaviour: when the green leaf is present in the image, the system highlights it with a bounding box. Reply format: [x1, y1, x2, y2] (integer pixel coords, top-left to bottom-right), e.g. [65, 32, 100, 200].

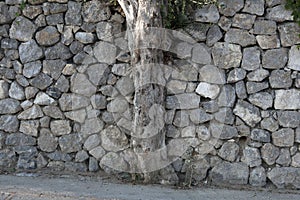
[20, 0, 27, 10]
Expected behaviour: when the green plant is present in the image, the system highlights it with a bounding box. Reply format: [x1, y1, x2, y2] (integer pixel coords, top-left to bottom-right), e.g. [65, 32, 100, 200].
[285, 0, 300, 47]
[285, 0, 300, 40]
[285, 0, 300, 26]
[15, 0, 27, 17]
[163, 0, 217, 29]
[19, 0, 27, 10]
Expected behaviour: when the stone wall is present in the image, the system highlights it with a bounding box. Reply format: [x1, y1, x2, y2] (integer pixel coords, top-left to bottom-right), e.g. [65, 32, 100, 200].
[0, 0, 299, 189]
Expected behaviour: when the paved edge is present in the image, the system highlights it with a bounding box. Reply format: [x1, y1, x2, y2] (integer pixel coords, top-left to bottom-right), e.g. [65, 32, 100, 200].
[1, 174, 300, 200]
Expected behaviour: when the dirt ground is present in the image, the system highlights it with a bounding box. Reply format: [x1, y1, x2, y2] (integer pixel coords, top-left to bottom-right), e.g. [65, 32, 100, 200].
[1, 171, 300, 200]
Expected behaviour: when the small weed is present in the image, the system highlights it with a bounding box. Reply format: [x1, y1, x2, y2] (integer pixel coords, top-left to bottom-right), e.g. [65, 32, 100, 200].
[19, 0, 27, 10]
[14, 0, 27, 18]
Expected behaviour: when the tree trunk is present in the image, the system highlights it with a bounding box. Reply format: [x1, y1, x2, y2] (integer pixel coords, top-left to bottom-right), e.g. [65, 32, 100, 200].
[118, 0, 166, 181]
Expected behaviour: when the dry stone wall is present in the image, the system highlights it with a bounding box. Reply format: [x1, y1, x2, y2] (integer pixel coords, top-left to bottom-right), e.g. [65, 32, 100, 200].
[0, 0, 299, 189]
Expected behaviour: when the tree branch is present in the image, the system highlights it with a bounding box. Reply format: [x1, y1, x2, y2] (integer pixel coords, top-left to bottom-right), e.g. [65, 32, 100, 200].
[117, 0, 138, 28]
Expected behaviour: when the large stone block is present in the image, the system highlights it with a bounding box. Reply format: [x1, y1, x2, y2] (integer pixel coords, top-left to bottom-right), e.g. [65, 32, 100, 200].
[9, 16, 37, 42]
[166, 93, 200, 110]
[268, 167, 300, 189]
[266, 5, 293, 22]
[5, 133, 36, 146]
[189, 108, 213, 124]
[86, 63, 109, 86]
[243, 0, 265, 16]
[277, 111, 300, 128]
[218, 142, 239, 162]
[0, 115, 19, 132]
[232, 14, 256, 30]
[206, 25, 223, 47]
[241, 47, 261, 71]
[261, 143, 280, 165]
[94, 42, 116, 65]
[19, 40, 43, 64]
[43, 59, 66, 80]
[233, 100, 261, 127]
[37, 128, 58, 152]
[19, 120, 39, 137]
[212, 42, 242, 69]
[218, 0, 244, 16]
[227, 68, 247, 83]
[196, 82, 220, 99]
[84, 134, 100, 151]
[71, 73, 97, 97]
[248, 92, 273, 110]
[217, 85, 236, 107]
[75, 150, 90, 162]
[23, 61, 42, 78]
[59, 134, 82, 153]
[29, 73, 53, 90]
[199, 65, 226, 84]
[45, 43, 72, 60]
[210, 122, 238, 139]
[256, 35, 280, 49]
[211, 162, 249, 185]
[0, 80, 9, 99]
[65, 1, 82, 26]
[288, 45, 300, 71]
[195, 4, 220, 23]
[101, 126, 128, 152]
[36, 26, 60, 46]
[80, 118, 104, 138]
[225, 28, 256, 47]
[0, 98, 21, 114]
[253, 20, 277, 35]
[191, 43, 211, 64]
[59, 93, 90, 111]
[278, 23, 300, 47]
[262, 48, 288, 69]
[249, 167, 266, 187]
[250, 129, 270, 143]
[82, 0, 111, 23]
[246, 81, 269, 94]
[274, 89, 300, 110]
[0, 2, 12, 25]
[272, 128, 294, 147]
[50, 120, 71, 136]
[18, 105, 44, 120]
[270, 70, 292, 89]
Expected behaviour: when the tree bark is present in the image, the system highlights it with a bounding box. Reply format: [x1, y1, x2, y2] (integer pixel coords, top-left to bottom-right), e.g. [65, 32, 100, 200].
[118, 0, 166, 181]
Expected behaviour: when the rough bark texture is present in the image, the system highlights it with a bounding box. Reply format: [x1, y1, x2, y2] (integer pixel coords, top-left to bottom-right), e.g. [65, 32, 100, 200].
[117, 0, 166, 181]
